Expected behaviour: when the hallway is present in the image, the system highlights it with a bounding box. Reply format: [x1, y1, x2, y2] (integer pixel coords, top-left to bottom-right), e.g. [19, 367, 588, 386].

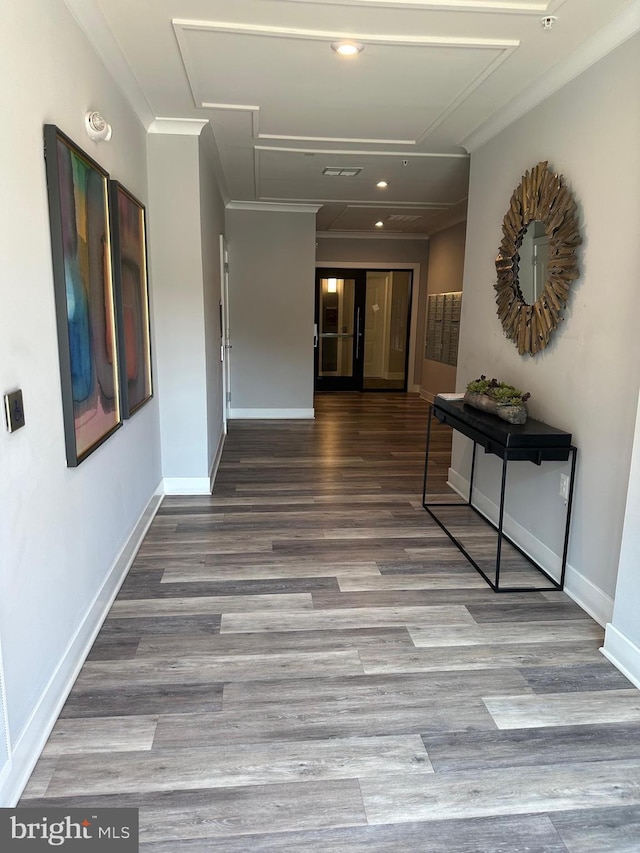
[19, 394, 640, 851]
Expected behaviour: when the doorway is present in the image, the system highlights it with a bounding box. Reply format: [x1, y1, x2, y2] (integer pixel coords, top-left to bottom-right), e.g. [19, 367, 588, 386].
[315, 267, 412, 392]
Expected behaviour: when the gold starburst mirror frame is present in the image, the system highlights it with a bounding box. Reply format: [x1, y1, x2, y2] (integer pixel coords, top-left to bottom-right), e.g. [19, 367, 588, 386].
[495, 161, 582, 356]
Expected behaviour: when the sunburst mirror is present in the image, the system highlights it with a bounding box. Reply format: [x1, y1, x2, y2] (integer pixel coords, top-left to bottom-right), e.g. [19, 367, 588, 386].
[494, 161, 582, 356]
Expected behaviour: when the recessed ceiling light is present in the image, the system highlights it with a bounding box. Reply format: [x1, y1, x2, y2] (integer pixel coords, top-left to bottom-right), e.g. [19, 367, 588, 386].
[375, 220, 384, 228]
[376, 181, 388, 189]
[331, 41, 364, 57]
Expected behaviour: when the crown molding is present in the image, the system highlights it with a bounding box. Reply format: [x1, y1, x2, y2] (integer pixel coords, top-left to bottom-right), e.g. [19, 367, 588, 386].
[282, 0, 550, 12]
[255, 145, 469, 159]
[226, 201, 322, 213]
[64, 0, 155, 128]
[173, 19, 519, 50]
[461, 0, 640, 152]
[316, 231, 430, 240]
[148, 118, 209, 136]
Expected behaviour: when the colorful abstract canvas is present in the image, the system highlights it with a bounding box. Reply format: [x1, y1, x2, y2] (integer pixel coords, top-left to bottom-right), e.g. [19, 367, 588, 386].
[44, 125, 121, 466]
[110, 182, 153, 417]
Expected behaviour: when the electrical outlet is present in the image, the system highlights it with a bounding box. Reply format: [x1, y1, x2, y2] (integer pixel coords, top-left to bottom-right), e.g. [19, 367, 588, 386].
[559, 473, 569, 502]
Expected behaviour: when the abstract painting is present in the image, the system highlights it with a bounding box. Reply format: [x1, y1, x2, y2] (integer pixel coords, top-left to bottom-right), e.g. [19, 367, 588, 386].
[44, 125, 121, 466]
[109, 181, 153, 417]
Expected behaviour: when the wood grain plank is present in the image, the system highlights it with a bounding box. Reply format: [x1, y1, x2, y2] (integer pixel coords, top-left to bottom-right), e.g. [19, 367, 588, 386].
[160, 561, 381, 582]
[138, 814, 569, 852]
[484, 689, 640, 729]
[72, 649, 364, 689]
[359, 642, 604, 675]
[109, 593, 314, 617]
[408, 621, 604, 648]
[222, 668, 531, 708]
[421, 721, 640, 772]
[518, 662, 632, 693]
[152, 696, 499, 748]
[220, 605, 475, 633]
[359, 760, 640, 824]
[42, 715, 158, 756]
[46, 735, 431, 797]
[551, 805, 640, 853]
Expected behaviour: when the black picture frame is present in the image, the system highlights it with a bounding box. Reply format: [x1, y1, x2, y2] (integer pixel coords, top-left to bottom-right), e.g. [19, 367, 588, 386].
[109, 181, 153, 418]
[44, 124, 122, 466]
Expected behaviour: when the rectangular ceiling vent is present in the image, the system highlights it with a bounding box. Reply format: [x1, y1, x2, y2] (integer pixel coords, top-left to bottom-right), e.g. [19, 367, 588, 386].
[387, 214, 421, 222]
[323, 167, 363, 177]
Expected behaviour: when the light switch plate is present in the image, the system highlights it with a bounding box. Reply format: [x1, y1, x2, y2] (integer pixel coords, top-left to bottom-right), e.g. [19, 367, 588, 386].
[4, 390, 25, 432]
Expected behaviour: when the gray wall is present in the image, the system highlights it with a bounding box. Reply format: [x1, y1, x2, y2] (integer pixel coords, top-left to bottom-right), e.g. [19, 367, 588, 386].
[0, 0, 162, 803]
[147, 134, 209, 484]
[226, 208, 317, 416]
[422, 221, 466, 401]
[316, 237, 430, 389]
[454, 33, 640, 623]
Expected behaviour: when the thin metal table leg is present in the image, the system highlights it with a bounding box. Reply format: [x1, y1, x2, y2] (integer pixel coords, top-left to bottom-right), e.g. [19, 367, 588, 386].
[468, 442, 477, 506]
[422, 405, 434, 505]
[495, 455, 509, 591]
[560, 446, 577, 588]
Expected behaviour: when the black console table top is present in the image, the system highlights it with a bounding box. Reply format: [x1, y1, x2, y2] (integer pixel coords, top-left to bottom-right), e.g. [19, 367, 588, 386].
[433, 397, 572, 463]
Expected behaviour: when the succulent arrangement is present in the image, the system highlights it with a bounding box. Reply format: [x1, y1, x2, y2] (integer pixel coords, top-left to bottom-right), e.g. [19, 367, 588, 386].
[464, 376, 531, 424]
[466, 376, 531, 406]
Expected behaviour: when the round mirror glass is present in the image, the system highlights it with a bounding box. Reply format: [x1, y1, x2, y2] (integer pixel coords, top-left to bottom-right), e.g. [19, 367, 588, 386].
[516, 220, 550, 305]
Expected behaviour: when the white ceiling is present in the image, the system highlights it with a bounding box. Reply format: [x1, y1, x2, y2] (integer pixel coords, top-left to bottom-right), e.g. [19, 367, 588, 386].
[67, 0, 638, 236]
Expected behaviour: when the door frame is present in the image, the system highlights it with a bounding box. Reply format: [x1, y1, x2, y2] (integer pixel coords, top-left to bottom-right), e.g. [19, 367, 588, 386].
[315, 268, 366, 392]
[316, 262, 420, 392]
[219, 234, 231, 431]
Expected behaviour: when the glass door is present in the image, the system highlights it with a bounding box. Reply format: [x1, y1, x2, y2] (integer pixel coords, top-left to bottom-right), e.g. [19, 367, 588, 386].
[315, 269, 365, 391]
[363, 270, 412, 391]
[315, 268, 412, 392]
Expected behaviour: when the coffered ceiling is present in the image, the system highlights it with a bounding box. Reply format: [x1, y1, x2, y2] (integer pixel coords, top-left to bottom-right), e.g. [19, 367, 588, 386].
[66, 0, 637, 236]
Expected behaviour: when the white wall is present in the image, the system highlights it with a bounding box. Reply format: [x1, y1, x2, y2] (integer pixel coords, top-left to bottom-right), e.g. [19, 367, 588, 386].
[455, 33, 640, 623]
[603, 390, 640, 687]
[226, 208, 317, 417]
[0, 0, 162, 804]
[147, 133, 210, 491]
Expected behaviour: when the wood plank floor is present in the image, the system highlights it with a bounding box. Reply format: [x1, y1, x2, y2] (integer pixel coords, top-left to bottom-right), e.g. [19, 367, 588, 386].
[20, 393, 640, 851]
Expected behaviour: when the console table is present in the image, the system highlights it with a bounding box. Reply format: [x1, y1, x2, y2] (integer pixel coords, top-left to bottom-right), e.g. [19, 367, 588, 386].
[423, 395, 576, 592]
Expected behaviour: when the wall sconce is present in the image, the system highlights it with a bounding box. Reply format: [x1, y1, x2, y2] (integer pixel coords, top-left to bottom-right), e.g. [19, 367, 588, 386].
[327, 278, 338, 293]
[85, 111, 112, 142]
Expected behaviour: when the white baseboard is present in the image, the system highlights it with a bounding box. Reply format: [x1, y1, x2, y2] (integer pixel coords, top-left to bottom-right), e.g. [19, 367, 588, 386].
[229, 408, 314, 419]
[445, 467, 613, 625]
[602, 623, 640, 690]
[420, 389, 435, 403]
[163, 477, 211, 495]
[209, 429, 226, 493]
[0, 490, 163, 807]
[563, 567, 614, 627]
[447, 467, 467, 498]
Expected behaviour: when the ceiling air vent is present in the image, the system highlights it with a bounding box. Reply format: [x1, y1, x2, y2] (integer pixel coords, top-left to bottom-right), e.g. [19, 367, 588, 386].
[386, 214, 421, 223]
[323, 167, 363, 177]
